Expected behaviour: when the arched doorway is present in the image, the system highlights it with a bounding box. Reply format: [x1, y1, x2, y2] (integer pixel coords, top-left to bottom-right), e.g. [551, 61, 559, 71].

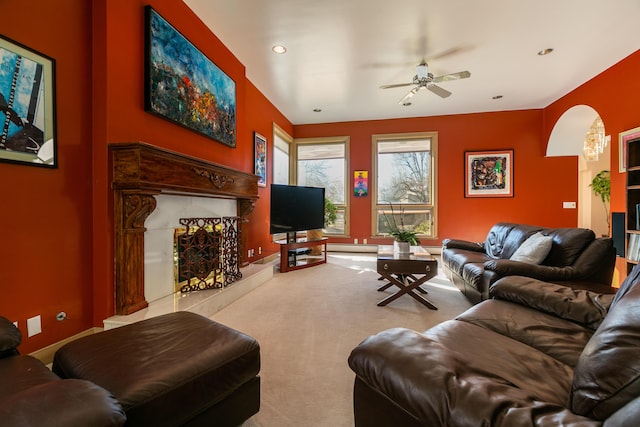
[546, 105, 610, 236]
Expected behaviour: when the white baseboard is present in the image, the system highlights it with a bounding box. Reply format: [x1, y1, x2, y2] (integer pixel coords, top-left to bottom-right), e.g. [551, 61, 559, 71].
[327, 243, 442, 254]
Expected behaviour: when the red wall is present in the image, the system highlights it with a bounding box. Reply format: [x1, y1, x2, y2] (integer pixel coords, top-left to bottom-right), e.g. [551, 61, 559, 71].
[542, 51, 640, 217]
[294, 110, 577, 245]
[0, 0, 94, 353]
[0, 0, 638, 354]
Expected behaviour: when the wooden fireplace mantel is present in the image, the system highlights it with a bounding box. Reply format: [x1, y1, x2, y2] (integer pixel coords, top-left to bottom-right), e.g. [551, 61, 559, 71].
[110, 142, 259, 315]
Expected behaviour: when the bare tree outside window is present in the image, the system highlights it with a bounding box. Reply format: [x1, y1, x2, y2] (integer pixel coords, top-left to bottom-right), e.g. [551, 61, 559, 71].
[374, 134, 437, 238]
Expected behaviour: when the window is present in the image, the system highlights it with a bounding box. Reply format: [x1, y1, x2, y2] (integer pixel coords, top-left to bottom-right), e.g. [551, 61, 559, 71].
[373, 132, 437, 239]
[273, 124, 292, 185]
[294, 136, 349, 235]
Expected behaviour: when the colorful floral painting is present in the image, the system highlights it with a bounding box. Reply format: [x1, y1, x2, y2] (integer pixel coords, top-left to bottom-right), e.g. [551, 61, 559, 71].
[145, 7, 236, 147]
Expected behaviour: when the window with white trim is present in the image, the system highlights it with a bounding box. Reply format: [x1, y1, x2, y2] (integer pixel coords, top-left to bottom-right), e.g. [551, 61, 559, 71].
[295, 136, 349, 235]
[373, 132, 437, 239]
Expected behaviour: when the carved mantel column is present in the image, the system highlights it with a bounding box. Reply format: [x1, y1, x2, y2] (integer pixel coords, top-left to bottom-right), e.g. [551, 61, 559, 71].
[114, 190, 158, 314]
[110, 142, 259, 315]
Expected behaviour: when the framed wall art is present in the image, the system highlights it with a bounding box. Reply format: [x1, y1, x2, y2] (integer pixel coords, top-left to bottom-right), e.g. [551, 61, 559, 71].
[145, 6, 236, 147]
[0, 35, 56, 168]
[619, 126, 640, 173]
[465, 149, 513, 198]
[354, 170, 368, 197]
[254, 132, 267, 187]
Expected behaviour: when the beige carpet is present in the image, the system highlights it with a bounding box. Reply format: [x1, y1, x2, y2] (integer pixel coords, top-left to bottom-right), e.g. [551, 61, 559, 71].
[211, 252, 471, 427]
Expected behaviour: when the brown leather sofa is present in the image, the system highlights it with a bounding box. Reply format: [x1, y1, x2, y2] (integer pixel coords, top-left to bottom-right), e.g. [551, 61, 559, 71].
[348, 266, 640, 427]
[442, 222, 616, 304]
[0, 316, 126, 427]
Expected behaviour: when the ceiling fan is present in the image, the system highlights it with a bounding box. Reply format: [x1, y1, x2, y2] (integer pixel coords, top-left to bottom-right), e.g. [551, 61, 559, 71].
[380, 61, 470, 104]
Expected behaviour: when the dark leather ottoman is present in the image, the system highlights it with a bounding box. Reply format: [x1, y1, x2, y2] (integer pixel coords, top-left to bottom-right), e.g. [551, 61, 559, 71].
[52, 311, 260, 427]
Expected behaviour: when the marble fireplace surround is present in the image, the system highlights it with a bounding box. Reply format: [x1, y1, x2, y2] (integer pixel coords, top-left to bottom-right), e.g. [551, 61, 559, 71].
[110, 142, 259, 315]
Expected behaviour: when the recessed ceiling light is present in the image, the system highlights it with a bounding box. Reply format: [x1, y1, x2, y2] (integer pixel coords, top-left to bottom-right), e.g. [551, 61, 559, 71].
[538, 48, 554, 56]
[272, 45, 287, 54]
[313, 108, 322, 112]
[492, 95, 503, 100]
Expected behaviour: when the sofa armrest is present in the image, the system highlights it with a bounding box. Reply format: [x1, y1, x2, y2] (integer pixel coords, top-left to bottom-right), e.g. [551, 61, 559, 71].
[0, 316, 21, 358]
[442, 238, 485, 253]
[489, 276, 614, 329]
[0, 379, 126, 427]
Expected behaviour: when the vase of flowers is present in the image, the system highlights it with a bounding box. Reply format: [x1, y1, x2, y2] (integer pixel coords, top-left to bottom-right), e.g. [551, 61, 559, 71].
[383, 203, 419, 253]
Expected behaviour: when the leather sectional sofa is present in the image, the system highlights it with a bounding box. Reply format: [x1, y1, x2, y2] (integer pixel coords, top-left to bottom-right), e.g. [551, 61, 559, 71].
[442, 222, 616, 304]
[348, 266, 640, 426]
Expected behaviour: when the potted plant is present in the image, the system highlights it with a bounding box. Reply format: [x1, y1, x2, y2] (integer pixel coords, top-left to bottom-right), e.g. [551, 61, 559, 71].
[383, 203, 419, 253]
[324, 198, 337, 228]
[589, 169, 611, 233]
[307, 198, 337, 253]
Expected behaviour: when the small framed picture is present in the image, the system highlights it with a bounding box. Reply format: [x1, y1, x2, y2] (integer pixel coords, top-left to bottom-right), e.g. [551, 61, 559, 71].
[619, 126, 640, 173]
[0, 35, 57, 168]
[464, 149, 513, 198]
[254, 132, 267, 187]
[354, 170, 368, 197]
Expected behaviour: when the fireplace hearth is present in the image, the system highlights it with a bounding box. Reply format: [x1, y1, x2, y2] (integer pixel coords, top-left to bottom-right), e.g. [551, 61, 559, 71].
[111, 143, 259, 315]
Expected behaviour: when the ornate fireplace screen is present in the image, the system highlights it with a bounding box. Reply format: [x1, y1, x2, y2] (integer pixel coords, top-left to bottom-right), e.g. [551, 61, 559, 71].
[174, 217, 242, 293]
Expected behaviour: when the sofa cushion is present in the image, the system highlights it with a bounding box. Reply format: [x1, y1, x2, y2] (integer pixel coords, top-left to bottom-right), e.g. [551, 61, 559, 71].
[543, 228, 595, 266]
[0, 355, 60, 400]
[456, 299, 594, 367]
[510, 232, 553, 264]
[570, 278, 640, 420]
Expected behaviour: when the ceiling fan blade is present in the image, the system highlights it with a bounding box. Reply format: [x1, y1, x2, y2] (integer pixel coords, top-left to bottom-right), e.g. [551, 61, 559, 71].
[427, 84, 452, 98]
[432, 71, 471, 83]
[380, 82, 414, 89]
[398, 87, 420, 104]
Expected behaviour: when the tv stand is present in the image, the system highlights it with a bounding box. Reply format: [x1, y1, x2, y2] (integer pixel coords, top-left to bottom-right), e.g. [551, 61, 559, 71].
[276, 237, 328, 273]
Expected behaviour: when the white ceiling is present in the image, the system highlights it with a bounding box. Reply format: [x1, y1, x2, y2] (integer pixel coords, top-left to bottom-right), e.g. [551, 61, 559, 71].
[184, 0, 640, 125]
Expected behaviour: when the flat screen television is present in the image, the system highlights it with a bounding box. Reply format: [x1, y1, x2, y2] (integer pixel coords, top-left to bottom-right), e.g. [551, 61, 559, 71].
[270, 184, 325, 237]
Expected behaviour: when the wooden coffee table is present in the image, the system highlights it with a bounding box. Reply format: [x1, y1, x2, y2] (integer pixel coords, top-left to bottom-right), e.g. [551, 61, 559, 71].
[376, 245, 438, 310]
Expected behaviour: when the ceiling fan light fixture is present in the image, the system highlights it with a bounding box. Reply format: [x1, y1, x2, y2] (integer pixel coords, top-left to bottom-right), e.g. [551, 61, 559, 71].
[272, 45, 287, 54]
[537, 48, 554, 56]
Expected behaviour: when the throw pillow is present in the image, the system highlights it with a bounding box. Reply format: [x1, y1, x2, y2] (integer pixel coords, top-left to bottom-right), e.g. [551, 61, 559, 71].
[511, 232, 553, 264]
[509, 232, 553, 264]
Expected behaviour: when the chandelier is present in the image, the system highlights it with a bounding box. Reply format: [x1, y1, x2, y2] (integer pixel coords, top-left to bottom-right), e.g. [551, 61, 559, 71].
[583, 117, 608, 161]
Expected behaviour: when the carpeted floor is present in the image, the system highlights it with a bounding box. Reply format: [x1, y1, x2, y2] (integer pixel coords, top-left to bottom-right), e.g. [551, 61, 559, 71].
[211, 252, 471, 427]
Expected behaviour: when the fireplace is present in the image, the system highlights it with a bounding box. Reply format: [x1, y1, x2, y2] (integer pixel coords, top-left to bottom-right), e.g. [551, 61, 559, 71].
[173, 216, 241, 293]
[111, 143, 259, 315]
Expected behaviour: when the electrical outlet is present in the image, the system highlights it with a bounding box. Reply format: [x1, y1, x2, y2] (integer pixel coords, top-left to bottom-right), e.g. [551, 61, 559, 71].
[13, 321, 18, 328]
[258, 247, 262, 254]
[363, 239, 367, 245]
[354, 238, 358, 244]
[27, 315, 41, 337]
[248, 249, 252, 258]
